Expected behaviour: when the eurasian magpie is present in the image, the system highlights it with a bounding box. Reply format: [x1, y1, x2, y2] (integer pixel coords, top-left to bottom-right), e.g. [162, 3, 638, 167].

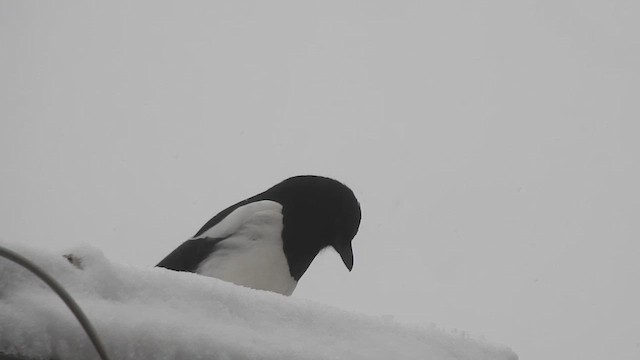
[157, 175, 361, 295]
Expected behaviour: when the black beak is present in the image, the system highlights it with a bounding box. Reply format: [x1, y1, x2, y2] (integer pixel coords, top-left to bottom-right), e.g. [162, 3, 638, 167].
[335, 242, 354, 271]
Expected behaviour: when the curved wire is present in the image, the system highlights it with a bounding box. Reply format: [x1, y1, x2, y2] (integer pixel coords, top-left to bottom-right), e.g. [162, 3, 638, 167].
[0, 245, 111, 360]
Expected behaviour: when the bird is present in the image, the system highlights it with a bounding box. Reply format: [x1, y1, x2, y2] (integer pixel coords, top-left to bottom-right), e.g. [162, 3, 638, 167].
[156, 175, 361, 296]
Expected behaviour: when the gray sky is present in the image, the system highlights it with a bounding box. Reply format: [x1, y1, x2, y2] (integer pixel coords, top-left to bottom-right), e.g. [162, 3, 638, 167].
[1, 1, 639, 359]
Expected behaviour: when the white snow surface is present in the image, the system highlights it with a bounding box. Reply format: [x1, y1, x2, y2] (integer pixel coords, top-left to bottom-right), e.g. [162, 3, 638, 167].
[0, 242, 517, 360]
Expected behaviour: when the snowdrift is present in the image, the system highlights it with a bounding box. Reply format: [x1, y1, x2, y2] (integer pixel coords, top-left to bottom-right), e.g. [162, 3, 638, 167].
[0, 242, 517, 360]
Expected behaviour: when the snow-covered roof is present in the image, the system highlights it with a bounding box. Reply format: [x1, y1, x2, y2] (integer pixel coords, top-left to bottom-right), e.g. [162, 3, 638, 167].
[0, 242, 517, 360]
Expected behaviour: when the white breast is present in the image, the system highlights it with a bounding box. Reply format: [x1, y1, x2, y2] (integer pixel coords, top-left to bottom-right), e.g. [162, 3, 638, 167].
[194, 200, 298, 296]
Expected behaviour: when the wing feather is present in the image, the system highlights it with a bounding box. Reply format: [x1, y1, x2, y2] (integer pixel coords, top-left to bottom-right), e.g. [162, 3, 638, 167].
[157, 200, 283, 273]
[156, 238, 224, 272]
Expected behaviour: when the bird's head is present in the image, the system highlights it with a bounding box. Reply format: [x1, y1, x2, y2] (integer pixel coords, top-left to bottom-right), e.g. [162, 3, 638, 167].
[260, 175, 361, 279]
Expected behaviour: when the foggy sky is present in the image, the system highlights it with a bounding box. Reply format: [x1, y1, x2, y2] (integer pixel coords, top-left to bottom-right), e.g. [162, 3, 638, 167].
[1, 2, 639, 359]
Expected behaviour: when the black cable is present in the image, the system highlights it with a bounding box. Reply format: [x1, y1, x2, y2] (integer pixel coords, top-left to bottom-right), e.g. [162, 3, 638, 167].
[0, 245, 111, 360]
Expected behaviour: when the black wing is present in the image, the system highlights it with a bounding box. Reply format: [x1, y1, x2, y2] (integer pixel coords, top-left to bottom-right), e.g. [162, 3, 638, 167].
[159, 192, 273, 272]
[156, 238, 225, 272]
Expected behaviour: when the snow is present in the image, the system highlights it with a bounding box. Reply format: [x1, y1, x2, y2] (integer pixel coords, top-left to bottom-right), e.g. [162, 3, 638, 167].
[0, 241, 517, 360]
